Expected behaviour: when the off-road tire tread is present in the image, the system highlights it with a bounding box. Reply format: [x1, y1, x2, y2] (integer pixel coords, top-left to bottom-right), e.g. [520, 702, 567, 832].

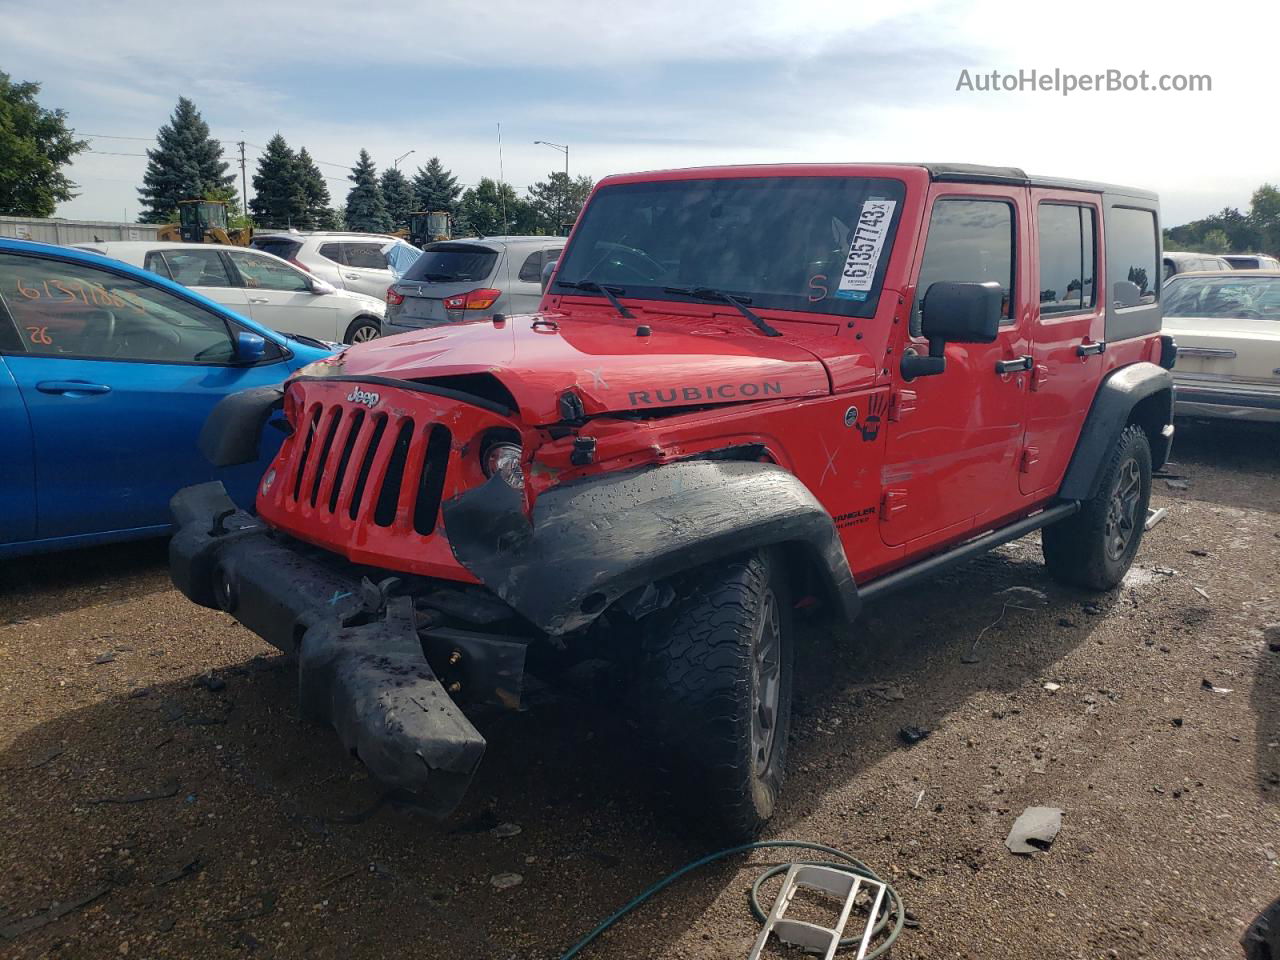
[637, 551, 792, 844]
[1043, 423, 1152, 590]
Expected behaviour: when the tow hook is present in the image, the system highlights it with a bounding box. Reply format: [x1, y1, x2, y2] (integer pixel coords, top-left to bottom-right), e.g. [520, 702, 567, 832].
[571, 436, 597, 466]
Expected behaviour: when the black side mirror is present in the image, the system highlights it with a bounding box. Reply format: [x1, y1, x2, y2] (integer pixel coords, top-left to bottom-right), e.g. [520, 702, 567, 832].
[901, 281, 1003, 379]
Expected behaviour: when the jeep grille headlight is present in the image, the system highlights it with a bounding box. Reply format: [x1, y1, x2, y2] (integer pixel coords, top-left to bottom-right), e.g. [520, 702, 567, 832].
[483, 441, 524, 489]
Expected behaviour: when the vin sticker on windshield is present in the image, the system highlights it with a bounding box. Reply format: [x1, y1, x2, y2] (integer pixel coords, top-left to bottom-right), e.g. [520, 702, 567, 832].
[835, 199, 896, 301]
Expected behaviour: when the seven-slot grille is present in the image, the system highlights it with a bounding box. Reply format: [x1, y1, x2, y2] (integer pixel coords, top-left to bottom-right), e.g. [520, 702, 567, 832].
[280, 399, 453, 535]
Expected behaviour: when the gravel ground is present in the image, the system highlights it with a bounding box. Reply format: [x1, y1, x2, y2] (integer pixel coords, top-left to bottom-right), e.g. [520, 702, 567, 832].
[1, 418, 1277, 960]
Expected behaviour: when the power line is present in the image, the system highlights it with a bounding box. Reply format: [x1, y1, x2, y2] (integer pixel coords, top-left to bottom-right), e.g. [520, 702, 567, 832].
[86, 149, 150, 157]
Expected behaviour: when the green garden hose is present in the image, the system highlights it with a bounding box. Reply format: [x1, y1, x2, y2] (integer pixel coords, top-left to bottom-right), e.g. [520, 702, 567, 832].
[559, 839, 906, 959]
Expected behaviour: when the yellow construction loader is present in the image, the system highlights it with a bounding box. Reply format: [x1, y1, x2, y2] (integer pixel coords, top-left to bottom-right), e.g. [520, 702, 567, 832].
[156, 200, 252, 245]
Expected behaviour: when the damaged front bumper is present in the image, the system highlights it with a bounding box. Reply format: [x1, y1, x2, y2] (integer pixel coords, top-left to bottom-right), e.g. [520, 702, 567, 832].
[168, 482, 519, 816]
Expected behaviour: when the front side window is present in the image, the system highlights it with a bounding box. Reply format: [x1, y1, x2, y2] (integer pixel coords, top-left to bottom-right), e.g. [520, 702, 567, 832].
[914, 198, 1015, 332]
[1037, 203, 1096, 315]
[159, 249, 235, 288]
[552, 176, 908, 318]
[317, 242, 346, 265]
[1107, 207, 1159, 307]
[226, 251, 310, 292]
[0, 252, 240, 363]
[343, 243, 388, 270]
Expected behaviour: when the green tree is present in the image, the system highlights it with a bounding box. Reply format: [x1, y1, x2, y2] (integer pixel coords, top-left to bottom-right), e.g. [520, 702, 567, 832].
[455, 178, 536, 237]
[0, 72, 87, 217]
[250, 134, 305, 227]
[379, 167, 414, 231]
[527, 171, 594, 233]
[137, 97, 236, 224]
[1248, 183, 1280, 254]
[411, 157, 462, 214]
[295, 147, 336, 230]
[344, 149, 391, 232]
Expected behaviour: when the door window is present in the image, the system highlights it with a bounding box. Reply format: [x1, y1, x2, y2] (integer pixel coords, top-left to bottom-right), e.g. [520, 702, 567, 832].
[0, 252, 241, 363]
[157, 249, 236, 288]
[1106, 207, 1159, 307]
[318, 242, 347, 265]
[343, 243, 389, 270]
[226, 251, 311, 292]
[914, 198, 1016, 334]
[1037, 204, 1096, 315]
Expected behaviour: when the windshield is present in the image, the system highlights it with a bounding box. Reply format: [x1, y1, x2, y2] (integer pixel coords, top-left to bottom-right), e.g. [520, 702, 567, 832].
[554, 176, 907, 318]
[402, 242, 497, 283]
[1164, 275, 1280, 320]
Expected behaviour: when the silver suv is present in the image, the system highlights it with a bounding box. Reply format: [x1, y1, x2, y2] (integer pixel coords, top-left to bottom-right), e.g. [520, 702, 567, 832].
[384, 236, 563, 330]
[250, 232, 421, 300]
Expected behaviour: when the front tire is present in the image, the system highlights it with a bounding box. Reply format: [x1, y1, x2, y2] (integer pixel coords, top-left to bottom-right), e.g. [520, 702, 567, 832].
[1043, 423, 1152, 590]
[344, 317, 382, 344]
[638, 549, 794, 843]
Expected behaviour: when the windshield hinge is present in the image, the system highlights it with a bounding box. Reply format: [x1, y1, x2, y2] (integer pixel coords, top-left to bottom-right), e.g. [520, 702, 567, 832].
[888, 390, 917, 422]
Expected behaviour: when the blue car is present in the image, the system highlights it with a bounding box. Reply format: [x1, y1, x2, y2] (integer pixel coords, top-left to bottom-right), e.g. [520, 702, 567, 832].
[0, 238, 332, 559]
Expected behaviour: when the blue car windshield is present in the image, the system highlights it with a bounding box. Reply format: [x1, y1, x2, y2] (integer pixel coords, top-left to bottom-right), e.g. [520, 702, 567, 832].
[554, 175, 908, 318]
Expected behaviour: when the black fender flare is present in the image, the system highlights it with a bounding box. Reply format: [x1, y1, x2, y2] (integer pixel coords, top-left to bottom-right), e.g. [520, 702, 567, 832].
[198, 385, 285, 467]
[1058, 362, 1174, 501]
[442, 460, 861, 637]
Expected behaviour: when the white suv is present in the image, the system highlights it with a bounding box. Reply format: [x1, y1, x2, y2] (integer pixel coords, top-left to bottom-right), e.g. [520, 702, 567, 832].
[76, 242, 386, 344]
[251, 232, 421, 300]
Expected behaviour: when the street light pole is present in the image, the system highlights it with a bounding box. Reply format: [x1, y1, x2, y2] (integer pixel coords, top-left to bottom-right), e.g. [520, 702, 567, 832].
[393, 149, 416, 170]
[534, 140, 569, 233]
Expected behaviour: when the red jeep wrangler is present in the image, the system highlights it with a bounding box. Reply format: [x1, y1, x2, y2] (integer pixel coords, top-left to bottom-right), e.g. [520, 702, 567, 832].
[171, 163, 1176, 840]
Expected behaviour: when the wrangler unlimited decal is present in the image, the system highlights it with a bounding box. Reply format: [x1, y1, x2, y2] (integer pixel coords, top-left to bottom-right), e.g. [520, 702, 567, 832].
[627, 381, 784, 407]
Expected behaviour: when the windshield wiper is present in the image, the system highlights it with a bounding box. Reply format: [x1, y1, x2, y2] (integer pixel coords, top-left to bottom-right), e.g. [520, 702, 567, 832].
[662, 286, 780, 337]
[556, 279, 635, 319]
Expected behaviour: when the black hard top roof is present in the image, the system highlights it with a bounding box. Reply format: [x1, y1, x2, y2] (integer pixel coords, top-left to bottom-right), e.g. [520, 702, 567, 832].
[918, 163, 1157, 201]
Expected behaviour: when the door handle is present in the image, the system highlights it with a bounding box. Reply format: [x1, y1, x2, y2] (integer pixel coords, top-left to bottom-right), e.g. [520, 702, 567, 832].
[248, 297, 270, 304]
[36, 380, 111, 396]
[343, 273, 360, 280]
[1077, 340, 1107, 356]
[995, 355, 1034, 374]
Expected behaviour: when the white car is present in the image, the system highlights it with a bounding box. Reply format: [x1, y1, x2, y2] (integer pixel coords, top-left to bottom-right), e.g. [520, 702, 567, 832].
[75, 242, 386, 344]
[1222, 253, 1280, 271]
[249, 232, 421, 301]
[1163, 270, 1280, 422]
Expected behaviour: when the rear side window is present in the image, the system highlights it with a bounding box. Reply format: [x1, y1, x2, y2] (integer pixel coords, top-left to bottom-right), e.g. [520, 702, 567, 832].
[517, 250, 544, 282]
[1037, 203, 1096, 315]
[344, 243, 389, 270]
[252, 238, 302, 261]
[1106, 207, 1159, 307]
[317, 242, 346, 264]
[159, 249, 235, 288]
[914, 198, 1015, 333]
[403, 243, 498, 283]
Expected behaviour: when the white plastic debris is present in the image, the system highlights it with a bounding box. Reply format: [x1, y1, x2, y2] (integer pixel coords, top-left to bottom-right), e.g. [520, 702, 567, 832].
[1005, 807, 1063, 854]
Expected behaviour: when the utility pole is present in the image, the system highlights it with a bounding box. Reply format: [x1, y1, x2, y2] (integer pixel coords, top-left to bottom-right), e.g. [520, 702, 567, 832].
[238, 141, 248, 219]
[533, 140, 570, 234]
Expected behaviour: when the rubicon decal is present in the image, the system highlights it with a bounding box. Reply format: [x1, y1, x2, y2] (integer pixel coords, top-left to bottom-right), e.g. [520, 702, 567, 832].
[627, 381, 784, 407]
[346, 387, 381, 408]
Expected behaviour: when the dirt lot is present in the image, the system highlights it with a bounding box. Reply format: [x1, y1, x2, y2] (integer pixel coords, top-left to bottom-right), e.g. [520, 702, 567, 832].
[2, 418, 1278, 960]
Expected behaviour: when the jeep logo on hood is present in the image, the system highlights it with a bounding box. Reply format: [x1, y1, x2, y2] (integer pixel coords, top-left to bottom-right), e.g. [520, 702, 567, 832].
[346, 387, 381, 408]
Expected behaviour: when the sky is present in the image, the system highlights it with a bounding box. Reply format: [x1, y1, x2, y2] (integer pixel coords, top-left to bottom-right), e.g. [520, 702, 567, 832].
[3, 0, 1277, 227]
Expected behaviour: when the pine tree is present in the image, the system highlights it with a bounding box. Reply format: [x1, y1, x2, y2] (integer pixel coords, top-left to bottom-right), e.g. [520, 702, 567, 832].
[528, 172, 594, 233]
[136, 97, 236, 224]
[379, 167, 414, 231]
[0, 72, 88, 217]
[295, 147, 333, 230]
[250, 134, 305, 227]
[411, 157, 461, 214]
[344, 149, 391, 232]
[456, 178, 533, 237]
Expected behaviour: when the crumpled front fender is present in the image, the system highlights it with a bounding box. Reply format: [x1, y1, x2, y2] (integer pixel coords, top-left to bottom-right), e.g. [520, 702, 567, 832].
[442, 459, 860, 636]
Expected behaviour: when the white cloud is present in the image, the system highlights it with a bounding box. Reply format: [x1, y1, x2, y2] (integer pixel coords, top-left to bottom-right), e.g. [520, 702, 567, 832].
[7, 0, 1276, 225]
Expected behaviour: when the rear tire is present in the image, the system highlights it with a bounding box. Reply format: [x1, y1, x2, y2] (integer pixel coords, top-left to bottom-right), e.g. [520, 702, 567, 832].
[344, 317, 382, 344]
[1043, 424, 1152, 590]
[637, 549, 793, 843]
